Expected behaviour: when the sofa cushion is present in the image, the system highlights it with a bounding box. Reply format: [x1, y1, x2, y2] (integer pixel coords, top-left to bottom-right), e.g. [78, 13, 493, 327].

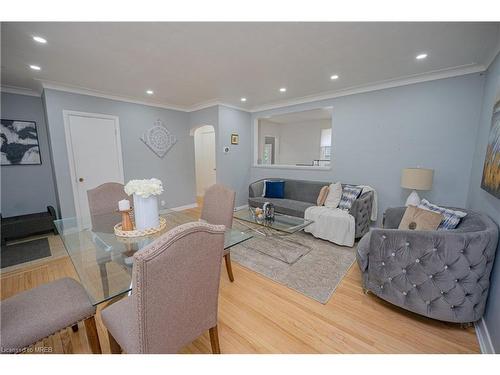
[316, 186, 329, 206]
[264, 180, 285, 199]
[418, 199, 467, 230]
[324, 182, 342, 208]
[398, 205, 443, 231]
[248, 197, 315, 218]
[338, 185, 363, 211]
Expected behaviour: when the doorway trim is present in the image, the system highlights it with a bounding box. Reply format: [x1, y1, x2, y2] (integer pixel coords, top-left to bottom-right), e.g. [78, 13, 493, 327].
[191, 124, 217, 197]
[63, 110, 124, 221]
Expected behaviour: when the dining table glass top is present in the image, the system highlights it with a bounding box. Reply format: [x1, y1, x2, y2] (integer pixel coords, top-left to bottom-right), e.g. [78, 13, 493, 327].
[54, 209, 252, 306]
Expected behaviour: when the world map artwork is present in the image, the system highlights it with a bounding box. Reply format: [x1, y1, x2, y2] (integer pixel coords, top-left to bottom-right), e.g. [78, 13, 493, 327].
[1, 119, 41, 165]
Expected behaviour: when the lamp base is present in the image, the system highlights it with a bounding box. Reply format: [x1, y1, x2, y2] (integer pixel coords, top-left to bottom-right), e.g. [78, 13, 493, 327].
[405, 190, 421, 207]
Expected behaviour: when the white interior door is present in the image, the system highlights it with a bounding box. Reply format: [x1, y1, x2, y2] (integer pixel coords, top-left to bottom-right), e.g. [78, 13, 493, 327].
[64, 111, 124, 227]
[194, 126, 216, 196]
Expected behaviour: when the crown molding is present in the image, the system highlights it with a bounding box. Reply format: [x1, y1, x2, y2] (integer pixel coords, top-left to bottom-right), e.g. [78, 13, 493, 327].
[188, 99, 249, 112]
[37, 79, 191, 112]
[248, 63, 487, 113]
[9, 63, 487, 114]
[0, 85, 41, 97]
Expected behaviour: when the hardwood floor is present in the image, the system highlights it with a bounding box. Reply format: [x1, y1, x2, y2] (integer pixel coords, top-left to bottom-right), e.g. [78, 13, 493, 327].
[0, 205, 480, 354]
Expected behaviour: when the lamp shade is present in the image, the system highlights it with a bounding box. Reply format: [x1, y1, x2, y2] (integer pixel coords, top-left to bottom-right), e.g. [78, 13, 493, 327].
[401, 168, 433, 191]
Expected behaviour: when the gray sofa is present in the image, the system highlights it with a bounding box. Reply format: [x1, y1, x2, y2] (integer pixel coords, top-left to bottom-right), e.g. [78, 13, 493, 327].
[357, 206, 499, 323]
[248, 178, 374, 239]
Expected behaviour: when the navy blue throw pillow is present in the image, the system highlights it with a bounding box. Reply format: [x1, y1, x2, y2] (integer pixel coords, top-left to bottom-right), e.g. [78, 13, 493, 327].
[264, 181, 285, 199]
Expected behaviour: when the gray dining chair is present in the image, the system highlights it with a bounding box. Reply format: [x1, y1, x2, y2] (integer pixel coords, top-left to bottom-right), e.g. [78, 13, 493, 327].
[200, 184, 236, 282]
[0, 278, 101, 354]
[101, 222, 226, 354]
[87, 182, 134, 301]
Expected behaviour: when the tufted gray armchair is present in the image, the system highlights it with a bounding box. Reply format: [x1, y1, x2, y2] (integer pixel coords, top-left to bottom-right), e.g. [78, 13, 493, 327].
[357, 207, 498, 323]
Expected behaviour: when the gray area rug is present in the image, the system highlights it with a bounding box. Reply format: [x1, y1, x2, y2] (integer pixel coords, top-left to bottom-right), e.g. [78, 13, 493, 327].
[0, 237, 51, 268]
[231, 221, 356, 304]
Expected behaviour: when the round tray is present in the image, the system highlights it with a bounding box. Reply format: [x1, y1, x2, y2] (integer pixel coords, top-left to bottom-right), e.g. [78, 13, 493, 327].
[114, 216, 167, 238]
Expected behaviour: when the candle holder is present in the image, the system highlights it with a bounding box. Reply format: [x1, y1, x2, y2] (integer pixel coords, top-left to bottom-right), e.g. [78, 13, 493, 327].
[119, 209, 134, 231]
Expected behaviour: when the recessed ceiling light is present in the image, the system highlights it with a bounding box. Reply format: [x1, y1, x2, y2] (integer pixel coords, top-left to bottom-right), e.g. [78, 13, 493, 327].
[146, 90, 154, 95]
[416, 53, 428, 60]
[330, 75, 339, 80]
[240, 97, 247, 102]
[279, 87, 287, 93]
[33, 36, 47, 44]
[29, 65, 41, 71]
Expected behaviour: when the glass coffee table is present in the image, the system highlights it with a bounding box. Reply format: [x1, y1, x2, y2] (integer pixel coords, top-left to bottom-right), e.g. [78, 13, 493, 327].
[233, 207, 313, 236]
[54, 209, 252, 306]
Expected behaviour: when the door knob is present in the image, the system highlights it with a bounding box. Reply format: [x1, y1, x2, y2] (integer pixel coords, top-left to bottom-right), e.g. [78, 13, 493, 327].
[79, 177, 84, 182]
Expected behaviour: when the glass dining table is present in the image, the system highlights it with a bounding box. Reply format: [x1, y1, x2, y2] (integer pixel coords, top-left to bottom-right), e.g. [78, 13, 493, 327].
[54, 209, 252, 306]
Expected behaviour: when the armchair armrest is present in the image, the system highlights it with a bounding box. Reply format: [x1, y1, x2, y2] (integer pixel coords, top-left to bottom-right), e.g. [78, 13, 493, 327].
[349, 190, 373, 238]
[249, 180, 265, 198]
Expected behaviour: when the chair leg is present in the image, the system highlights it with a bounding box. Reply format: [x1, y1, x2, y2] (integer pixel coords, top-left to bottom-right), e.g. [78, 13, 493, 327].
[84, 316, 102, 354]
[209, 325, 221, 354]
[108, 331, 122, 354]
[224, 253, 234, 282]
[71, 324, 79, 332]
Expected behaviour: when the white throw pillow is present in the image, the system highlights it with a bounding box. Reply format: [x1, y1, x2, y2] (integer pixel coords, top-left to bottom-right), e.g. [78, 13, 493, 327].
[324, 182, 342, 208]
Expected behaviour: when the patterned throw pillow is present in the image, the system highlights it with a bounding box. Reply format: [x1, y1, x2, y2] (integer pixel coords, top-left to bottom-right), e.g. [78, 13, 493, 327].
[418, 199, 467, 230]
[338, 185, 363, 211]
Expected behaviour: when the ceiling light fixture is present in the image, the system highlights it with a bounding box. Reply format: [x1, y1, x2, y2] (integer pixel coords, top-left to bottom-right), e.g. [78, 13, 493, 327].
[33, 36, 47, 44]
[416, 53, 428, 60]
[279, 87, 287, 93]
[240, 97, 247, 102]
[29, 65, 41, 71]
[146, 90, 154, 95]
[330, 75, 339, 80]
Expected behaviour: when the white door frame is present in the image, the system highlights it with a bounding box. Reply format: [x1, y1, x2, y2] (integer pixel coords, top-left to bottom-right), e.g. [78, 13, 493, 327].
[63, 110, 124, 221]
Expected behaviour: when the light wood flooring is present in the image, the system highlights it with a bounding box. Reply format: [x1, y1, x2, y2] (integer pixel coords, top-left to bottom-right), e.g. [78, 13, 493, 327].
[0, 205, 480, 354]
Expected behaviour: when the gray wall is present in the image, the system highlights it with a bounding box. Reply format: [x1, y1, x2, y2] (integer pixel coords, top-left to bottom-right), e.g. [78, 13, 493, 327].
[1, 92, 58, 217]
[43, 89, 196, 218]
[188, 105, 251, 207]
[467, 52, 500, 353]
[251, 73, 485, 223]
[217, 106, 252, 207]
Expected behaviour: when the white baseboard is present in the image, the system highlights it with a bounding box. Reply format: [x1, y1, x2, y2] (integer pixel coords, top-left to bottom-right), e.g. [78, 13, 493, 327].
[170, 203, 198, 211]
[234, 204, 248, 211]
[475, 317, 495, 354]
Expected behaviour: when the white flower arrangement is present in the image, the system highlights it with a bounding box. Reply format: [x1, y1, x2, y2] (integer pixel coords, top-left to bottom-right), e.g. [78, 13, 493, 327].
[124, 178, 164, 198]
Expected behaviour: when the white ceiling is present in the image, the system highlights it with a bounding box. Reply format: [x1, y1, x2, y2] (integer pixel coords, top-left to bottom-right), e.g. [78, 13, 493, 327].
[1, 22, 499, 111]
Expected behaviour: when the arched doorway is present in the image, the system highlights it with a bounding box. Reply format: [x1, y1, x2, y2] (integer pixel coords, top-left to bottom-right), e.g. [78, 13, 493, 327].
[193, 125, 216, 202]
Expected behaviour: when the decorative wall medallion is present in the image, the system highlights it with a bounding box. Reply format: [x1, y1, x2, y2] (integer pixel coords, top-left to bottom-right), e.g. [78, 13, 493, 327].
[141, 119, 177, 158]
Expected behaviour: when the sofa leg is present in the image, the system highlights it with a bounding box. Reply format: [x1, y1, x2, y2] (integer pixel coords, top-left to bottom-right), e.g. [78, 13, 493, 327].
[460, 322, 473, 329]
[363, 288, 370, 295]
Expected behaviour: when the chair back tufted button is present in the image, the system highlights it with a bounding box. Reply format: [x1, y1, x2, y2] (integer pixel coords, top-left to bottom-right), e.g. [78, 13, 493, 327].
[382, 235, 386, 239]
[391, 252, 395, 257]
[403, 292, 407, 296]
[426, 301, 430, 305]
[433, 248, 437, 252]
[406, 242, 410, 246]
[412, 284, 417, 288]
[381, 262, 385, 266]
[440, 291, 445, 295]
[388, 277, 392, 281]
[402, 269, 406, 274]
[444, 265, 448, 270]
[415, 259, 420, 263]
[429, 275, 433, 279]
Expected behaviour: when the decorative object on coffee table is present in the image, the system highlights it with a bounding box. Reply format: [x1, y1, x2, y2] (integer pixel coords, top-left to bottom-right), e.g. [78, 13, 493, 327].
[401, 167, 434, 206]
[124, 178, 163, 230]
[141, 119, 177, 158]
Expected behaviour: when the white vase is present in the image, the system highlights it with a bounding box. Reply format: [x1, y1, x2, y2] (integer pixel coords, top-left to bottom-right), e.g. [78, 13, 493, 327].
[133, 194, 160, 230]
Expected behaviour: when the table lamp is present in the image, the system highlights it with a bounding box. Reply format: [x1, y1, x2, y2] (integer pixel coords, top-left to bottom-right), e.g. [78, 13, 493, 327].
[401, 168, 434, 206]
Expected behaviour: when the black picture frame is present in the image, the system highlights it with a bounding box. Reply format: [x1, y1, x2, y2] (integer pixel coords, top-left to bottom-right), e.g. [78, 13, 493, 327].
[1, 119, 42, 166]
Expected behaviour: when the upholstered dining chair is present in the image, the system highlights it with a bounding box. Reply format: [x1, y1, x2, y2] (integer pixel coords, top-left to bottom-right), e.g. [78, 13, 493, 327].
[0, 278, 101, 354]
[87, 182, 131, 233]
[87, 182, 134, 300]
[101, 222, 226, 354]
[200, 184, 236, 282]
